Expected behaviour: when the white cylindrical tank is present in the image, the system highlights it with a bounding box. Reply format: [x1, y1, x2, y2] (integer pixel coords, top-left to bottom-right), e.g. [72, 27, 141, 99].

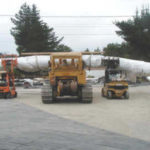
[1, 55, 150, 76]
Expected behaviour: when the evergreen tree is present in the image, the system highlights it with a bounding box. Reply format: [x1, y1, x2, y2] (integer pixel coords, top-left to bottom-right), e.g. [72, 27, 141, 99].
[94, 47, 101, 52]
[115, 6, 150, 61]
[103, 42, 132, 58]
[55, 44, 72, 52]
[84, 48, 90, 52]
[11, 3, 63, 54]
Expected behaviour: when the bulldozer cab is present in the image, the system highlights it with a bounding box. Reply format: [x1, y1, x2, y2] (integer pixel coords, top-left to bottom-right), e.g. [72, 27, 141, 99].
[49, 52, 86, 86]
[50, 52, 83, 72]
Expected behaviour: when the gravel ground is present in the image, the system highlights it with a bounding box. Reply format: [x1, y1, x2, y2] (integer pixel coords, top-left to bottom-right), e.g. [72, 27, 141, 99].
[0, 100, 150, 150]
[16, 85, 150, 142]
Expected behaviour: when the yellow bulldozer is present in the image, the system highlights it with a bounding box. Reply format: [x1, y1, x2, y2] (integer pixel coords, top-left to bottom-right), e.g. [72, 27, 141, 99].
[41, 52, 93, 103]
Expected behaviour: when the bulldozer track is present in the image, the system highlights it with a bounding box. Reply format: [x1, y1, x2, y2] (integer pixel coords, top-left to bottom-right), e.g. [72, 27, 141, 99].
[81, 84, 93, 103]
[41, 84, 53, 103]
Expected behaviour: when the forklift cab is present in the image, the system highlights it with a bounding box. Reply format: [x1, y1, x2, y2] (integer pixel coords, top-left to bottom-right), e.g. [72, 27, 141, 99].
[105, 69, 126, 83]
[0, 71, 7, 87]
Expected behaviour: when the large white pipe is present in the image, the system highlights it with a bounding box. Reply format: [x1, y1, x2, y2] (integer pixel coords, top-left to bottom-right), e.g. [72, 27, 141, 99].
[119, 58, 150, 76]
[17, 56, 50, 72]
[1, 55, 150, 76]
[83, 55, 150, 76]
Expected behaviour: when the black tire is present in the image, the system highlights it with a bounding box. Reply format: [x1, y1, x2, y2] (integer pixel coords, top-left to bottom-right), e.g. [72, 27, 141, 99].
[124, 91, 129, 99]
[78, 86, 82, 101]
[14, 92, 17, 98]
[4, 92, 11, 99]
[107, 91, 112, 99]
[101, 88, 104, 97]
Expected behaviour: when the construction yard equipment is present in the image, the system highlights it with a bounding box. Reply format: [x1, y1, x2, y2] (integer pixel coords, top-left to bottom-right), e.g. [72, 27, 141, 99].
[41, 52, 93, 103]
[0, 55, 17, 98]
[101, 57, 129, 99]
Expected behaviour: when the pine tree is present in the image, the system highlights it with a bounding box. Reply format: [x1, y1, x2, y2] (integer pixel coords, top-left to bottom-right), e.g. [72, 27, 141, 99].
[115, 6, 150, 61]
[55, 44, 72, 52]
[84, 48, 90, 52]
[94, 47, 101, 52]
[11, 3, 63, 54]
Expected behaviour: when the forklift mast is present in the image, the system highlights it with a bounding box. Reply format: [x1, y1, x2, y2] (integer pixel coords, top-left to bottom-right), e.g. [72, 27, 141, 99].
[101, 57, 120, 83]
[101, 57, 119, 69]
[1, 55, 17, 73]
[1, 55, 17, 85]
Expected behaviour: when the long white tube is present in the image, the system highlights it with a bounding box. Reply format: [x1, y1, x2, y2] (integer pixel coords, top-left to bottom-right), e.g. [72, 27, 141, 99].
[1, 55, 150, 76]
[17, 56, 50, 72]
[119, 58, 150, 76]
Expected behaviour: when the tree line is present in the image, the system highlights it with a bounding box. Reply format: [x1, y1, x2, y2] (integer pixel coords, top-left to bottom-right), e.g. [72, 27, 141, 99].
[11, 3, 150, 62]
[103, 6, 150, 61]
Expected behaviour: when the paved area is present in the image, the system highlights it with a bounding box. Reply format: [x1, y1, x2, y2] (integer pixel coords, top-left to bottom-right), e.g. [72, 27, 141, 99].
[0, 100, 150, 150]
[16, 85, 150, 142]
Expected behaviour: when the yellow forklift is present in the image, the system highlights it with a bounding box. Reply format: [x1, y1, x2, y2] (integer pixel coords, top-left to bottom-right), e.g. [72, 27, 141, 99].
[101, 58, 129, 99]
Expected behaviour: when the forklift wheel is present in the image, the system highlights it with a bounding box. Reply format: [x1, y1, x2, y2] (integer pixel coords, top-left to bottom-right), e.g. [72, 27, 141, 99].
[101, 88, 104, 97]
[14, 92, 17, 98]
[4, 93, 11, 99]
[107, 91, 112, 99]
[124, 92, 129, 99]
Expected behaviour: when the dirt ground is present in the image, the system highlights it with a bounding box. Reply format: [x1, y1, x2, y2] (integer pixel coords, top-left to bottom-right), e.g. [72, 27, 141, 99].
[15, 85, 150, 142]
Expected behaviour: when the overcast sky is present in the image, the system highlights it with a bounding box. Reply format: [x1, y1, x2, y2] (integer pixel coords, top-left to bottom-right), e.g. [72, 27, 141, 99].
[0, 0, 149, 54]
